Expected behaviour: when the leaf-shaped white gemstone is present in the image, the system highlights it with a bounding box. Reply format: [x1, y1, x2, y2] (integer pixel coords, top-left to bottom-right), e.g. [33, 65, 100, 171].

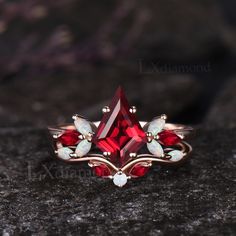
[168, 150, 184, 162]
[75, 140, 92, 157]
[74, 117, 92, 135]
[147, 140, 164, 157]
[57, 147, 73, 160]
[148, 118, 165, 135]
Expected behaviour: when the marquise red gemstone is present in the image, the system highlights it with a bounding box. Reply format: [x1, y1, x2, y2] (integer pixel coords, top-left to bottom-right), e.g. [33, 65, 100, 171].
[93, 164, 111, 177]
[158, 130, 181, 146]
[93, 87, 147, 167]
[58, 130, 80, 146]
[130, 164, 149, 177]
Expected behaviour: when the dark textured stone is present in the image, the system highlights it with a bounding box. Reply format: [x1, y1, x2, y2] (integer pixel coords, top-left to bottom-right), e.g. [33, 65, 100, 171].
[0, 127, 235, 235]
[205, 77, 236, 128]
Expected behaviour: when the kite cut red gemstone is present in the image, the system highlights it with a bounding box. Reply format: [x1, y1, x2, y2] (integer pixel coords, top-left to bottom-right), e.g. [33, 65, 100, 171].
[58, 130, 80, 146]
[92, 87, 147, 167]
[93, 164, 111, 177]
[130, 164, 149, 177]
[158, 130, 181, 146]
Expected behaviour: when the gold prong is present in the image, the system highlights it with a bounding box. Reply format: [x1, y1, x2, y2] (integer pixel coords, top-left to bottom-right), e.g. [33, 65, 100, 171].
[72, 114, 79, 120]
[86, 132, 94, 142]
[165, 154, 172, 159]
[103, 152, 111, 157]
[53, 134, 60, 139]
[160, 114, 167, 120]
[129, 106, 137, 114]
[146, 132, 154, 143]
[129, 153, 137, 158]
[69, 153, 78, 158]
[102, 106, 110, 113]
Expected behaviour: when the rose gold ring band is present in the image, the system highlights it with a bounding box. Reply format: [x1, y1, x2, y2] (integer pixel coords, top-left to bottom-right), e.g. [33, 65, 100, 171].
[48, 87, 193, 187]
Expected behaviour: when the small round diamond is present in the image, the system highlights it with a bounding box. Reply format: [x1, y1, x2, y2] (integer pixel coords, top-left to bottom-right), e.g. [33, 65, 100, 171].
[113, 172, 128, 187]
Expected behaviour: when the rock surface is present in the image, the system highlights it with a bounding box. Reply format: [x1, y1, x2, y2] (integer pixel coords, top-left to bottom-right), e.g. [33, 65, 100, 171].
[205, 77, 236, 128]
[0, 127, 235, 235]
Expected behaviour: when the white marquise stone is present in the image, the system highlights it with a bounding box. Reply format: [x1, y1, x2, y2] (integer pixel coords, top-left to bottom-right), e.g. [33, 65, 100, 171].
[148, 118, 165, 135]
[168, 150, 184, 162]
[58, 147, 73, 160]
[147, 140, 164, 157]
[74, 117, 92, 135]
[113, 172, 128, 187]
[75, 140, 92, 157]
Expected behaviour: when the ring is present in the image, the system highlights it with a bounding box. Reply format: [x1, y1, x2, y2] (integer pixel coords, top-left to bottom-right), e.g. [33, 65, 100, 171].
[48, 87, 193, 187]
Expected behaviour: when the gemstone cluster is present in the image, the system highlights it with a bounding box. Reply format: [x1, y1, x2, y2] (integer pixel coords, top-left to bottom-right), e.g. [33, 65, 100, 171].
[54, 87, 185, 187]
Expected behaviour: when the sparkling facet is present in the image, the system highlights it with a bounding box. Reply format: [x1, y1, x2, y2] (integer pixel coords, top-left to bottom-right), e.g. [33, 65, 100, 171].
[158, 130, 181, 146]
[93, 87, 147, 167]
[130, 163, 149, 177]
[113, 172, 128, 187]
[58, 130, 80, 146]
[93, 164, 111, 177]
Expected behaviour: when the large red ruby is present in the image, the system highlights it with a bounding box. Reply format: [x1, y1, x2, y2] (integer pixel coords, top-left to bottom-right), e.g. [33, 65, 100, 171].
[92, 87, 147, 167]
[58, 130, 80, 146]
[130, 163, 149, 177]
[158, 130, 181, 146]
[93, 164, 111, 177]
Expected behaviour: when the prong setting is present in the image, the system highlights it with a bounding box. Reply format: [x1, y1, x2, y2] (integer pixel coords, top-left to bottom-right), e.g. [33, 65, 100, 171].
[129, 153, 137, 158]
[78, 134, 85, 140]
[69, 153, 78, 158]
[102, 106, 110, 113]
[49, 87, 193, 187]
[86, 132, 94, 142]
[53, 134, 61, 139]
[129, 106, 137, 114]
[146, 132, 154, 143]
[103, 152, 111, 157]
[72, 114, 79, 120]
[160, 114, 167, 120]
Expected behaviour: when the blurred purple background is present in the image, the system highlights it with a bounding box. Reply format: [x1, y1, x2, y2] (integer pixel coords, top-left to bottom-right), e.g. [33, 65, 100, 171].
[0, 0, 235, 127]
